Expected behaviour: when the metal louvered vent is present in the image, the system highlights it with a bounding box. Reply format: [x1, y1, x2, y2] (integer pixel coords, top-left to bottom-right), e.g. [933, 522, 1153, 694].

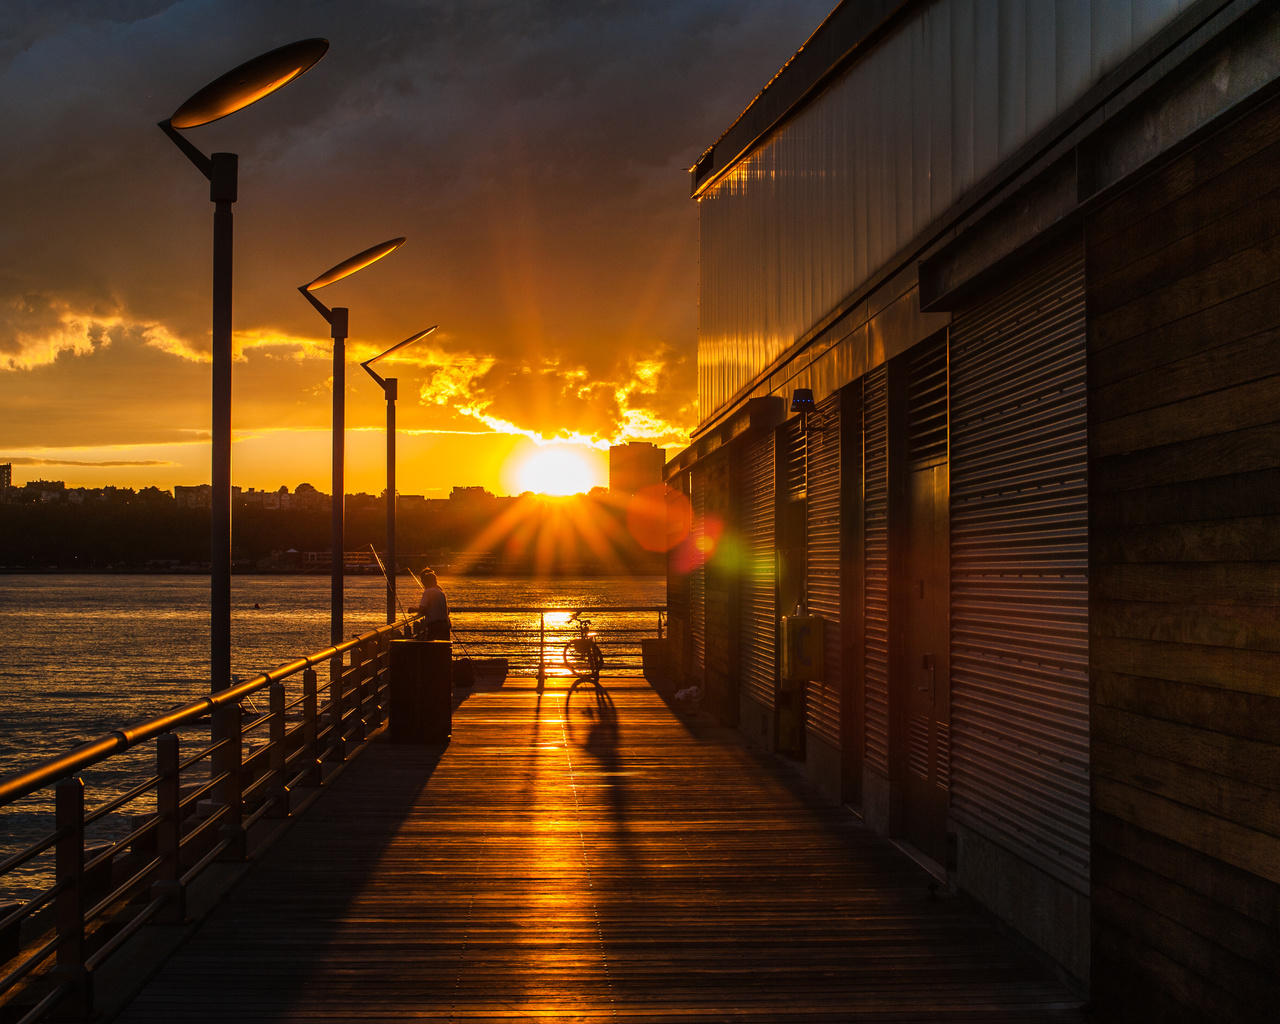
[862, 365, 890, 775]
[784, 416, 807, 501]
[949, 241, 1089, 895]
[908, 337, 947, 465]
[740, 430, 776, 711]
[805, 390, 842, 748]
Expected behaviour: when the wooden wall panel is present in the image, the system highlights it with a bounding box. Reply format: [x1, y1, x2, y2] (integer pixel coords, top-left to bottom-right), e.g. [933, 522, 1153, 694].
[1087, 91, 1280, 1023]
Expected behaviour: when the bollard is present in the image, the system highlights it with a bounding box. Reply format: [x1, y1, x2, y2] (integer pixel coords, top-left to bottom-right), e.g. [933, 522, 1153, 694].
[389, 640, 451, 744]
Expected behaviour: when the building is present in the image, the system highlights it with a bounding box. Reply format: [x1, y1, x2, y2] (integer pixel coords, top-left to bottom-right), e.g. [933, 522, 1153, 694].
[608, 442, 665, 496]
[0, 463, 11, 499]
[173, 484, 213, 509]
[665, 2, 1280, 1019]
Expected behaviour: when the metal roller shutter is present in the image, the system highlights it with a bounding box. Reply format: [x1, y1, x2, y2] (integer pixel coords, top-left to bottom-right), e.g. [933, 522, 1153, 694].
[783, 417, 806, 502]
[806, 390, 842, 748]
[949, 242, 1090, 895]
[862, 366, 890, 775]
[740, 430, 776, 711]
[690, 465, 706, 680]
[906, 337, 950, 793]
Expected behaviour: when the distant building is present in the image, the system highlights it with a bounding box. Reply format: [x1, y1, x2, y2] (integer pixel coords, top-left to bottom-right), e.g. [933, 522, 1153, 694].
[173, 484, 212, 509]
[608, 442, 665, 496]
[0, 463, 11, 498]
[449, 486, 494, 502]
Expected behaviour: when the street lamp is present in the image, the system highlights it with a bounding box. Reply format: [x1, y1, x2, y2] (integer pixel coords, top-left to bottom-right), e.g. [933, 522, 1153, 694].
[159, 38, 328, 695]
[361, 326, 438, 622]
[299, 237, 406, 645]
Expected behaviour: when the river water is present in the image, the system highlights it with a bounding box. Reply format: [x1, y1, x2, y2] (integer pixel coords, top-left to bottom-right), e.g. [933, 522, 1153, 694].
[0, 572, 664, 900]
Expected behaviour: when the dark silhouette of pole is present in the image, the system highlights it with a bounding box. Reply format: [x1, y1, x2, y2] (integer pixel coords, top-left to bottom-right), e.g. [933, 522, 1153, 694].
[385, 376, 397, 622]
[210, 152, 236, 690]
[300, 238, 406, 643]
[330, 308, 349, 646]
[361, 327, 435, 623]
[159, 39, 328, 692]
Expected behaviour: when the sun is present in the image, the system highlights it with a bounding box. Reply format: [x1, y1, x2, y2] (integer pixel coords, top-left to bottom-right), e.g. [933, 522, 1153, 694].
[509, 444, 600, 496]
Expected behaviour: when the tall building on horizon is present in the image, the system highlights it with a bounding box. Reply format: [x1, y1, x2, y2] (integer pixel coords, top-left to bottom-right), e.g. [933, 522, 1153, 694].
[608, 442, 664, 496]
[0, 463, 11, 499]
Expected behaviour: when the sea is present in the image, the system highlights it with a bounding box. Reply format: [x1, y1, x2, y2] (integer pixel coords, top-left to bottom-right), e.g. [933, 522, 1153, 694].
[0, 572, 665, 901]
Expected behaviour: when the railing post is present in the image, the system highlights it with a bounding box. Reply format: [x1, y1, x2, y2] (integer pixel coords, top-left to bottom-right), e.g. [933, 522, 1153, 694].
[52, 777, 92, 1019]
[214, 703, 246, 861]
[328, 654, 346, 762]
[368, 636, 386, 727]
[352, 642, 367, 743]
[538, 612, 546, 690]
[301, 668, 321, 786]
[152, 733, 186, 923]
[267, 682, 289, 818]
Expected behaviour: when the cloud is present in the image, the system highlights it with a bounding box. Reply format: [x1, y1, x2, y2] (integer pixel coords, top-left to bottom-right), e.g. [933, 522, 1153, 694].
[2, 456, 176, 467]
[0, 0, 834, 481]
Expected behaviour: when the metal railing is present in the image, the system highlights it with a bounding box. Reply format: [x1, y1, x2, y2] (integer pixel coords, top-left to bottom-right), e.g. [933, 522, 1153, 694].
[0, 614, 427, 1022]
[449, 605, 666, 684]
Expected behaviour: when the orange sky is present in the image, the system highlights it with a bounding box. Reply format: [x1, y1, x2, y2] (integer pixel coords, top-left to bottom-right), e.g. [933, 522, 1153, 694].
[0, 1, 831, 496]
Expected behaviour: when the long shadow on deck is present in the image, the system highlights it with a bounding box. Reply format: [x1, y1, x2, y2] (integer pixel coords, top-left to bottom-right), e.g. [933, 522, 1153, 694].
[114, 681, 1088, 1022]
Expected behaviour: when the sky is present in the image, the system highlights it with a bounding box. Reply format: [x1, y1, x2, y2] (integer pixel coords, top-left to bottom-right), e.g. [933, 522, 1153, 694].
[0, 0, 832, 497]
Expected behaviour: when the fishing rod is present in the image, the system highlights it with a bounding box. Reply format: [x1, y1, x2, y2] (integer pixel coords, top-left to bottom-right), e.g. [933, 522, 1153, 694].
[368, 544, 414, 623]
[373, 548, 476, 658]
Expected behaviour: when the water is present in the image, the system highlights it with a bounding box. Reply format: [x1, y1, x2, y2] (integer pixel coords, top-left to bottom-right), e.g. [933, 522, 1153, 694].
[0, 572, 664, 900]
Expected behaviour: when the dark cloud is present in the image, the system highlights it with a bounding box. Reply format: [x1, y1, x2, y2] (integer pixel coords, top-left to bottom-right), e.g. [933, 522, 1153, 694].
[6, 456, 174, 467]
[1, 0, 833, 462]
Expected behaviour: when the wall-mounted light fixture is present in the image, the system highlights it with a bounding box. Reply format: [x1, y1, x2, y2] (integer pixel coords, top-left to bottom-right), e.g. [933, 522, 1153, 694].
[790, 388, 830, 435]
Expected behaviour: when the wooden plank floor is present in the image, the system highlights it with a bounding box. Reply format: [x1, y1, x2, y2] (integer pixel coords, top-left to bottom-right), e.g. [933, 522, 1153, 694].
[116, 679, 1088, 1022]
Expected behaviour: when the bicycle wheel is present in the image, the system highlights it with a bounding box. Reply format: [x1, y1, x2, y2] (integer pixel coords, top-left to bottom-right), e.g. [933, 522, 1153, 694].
[563, 639, 597, 677]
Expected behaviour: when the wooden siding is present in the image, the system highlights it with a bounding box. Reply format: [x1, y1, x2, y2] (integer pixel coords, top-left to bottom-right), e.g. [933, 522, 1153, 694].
[1086, 93, 1280, 1023]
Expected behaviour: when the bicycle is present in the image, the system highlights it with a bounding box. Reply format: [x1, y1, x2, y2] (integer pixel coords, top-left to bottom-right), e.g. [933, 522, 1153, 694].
[562, 611, 603, 682]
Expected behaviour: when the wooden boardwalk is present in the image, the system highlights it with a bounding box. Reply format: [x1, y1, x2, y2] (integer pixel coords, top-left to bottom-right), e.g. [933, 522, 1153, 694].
[116, 679, 1087, 1022]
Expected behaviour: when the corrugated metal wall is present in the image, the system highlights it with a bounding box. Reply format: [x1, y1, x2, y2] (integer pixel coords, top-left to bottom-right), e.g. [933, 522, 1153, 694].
[690, 465, 706, 681]
[740, 430, 777, 711]
[862, 365, 891, 775]
[949, 241, 1090, 895]
[806, 390, 842, 749]
[697, 0, 1192, 422]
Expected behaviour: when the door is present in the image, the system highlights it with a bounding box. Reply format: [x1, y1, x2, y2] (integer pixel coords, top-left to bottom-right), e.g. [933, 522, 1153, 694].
[902, 464, 947, 864]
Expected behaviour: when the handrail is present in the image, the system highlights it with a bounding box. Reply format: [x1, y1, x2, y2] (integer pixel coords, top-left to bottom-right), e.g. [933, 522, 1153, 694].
[0, 603, 666, 1020]
[0, 615, 420, 807]
[450, 605, 666, 613]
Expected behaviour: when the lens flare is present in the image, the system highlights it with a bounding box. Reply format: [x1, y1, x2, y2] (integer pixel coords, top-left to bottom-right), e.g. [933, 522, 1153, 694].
[510, 445, 599, 496]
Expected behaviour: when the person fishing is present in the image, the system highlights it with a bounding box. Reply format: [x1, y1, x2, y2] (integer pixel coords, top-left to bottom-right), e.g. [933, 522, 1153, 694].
[415, 568, 451, 640]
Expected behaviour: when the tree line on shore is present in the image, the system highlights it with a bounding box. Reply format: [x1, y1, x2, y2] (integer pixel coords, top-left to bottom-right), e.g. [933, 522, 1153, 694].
[0, 488, 664, 574]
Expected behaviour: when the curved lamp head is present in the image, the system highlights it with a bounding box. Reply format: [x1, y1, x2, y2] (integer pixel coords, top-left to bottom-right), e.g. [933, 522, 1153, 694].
[361, 326, 438, 390]
[303, 238, 407, 293]
[169, 38, 330, 129]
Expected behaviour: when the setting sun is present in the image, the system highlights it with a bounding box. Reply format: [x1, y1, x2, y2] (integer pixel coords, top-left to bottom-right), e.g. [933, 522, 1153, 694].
[508, 444, 601, 496]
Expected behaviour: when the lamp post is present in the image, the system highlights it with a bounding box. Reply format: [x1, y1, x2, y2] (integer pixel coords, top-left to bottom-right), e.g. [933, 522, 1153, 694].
[159, 38, 328, 695]
[299, 237, 406, 646]
[361, 326, 438, 622]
